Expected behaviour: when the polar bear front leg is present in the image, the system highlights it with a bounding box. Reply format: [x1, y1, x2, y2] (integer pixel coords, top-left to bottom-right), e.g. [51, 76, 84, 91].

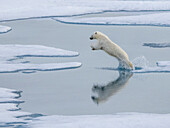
[91, 42, 102, 50]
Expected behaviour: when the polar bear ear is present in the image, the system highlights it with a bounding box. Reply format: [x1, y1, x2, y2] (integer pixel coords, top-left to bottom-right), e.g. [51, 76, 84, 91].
[95, 32, 97, 34]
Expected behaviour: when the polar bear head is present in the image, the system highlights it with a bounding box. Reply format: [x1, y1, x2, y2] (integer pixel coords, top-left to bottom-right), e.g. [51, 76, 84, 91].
[90, 31, 108, 50]
[89, 31, 107, 40]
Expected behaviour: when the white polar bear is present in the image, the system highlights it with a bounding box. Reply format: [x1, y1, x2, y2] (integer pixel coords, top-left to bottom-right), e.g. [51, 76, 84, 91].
[90, 31, 134, 70]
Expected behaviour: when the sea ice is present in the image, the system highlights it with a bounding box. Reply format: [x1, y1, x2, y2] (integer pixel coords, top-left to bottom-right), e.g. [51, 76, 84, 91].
[0, 45, 81, 73]
[0, 44, 79, 62]
[0, 25, 11, 33]
[0, 62, 82, 73]
[0, 87, 30, 126]
[1, 0, 170, 22]
[54, 12, 170, 27]
[27, 113, 170, 128]
[143, 43, 170, 48]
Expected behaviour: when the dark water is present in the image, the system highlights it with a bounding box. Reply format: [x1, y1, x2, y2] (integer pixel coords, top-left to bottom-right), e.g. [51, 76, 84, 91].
[0, 19, 170, 115]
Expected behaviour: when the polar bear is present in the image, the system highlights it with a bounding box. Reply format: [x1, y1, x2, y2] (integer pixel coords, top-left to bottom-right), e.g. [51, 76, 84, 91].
[90, 31, 134, 70]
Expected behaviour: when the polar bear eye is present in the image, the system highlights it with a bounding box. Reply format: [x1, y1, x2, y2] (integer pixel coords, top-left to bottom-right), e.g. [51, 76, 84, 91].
[95, 32, 97, 34]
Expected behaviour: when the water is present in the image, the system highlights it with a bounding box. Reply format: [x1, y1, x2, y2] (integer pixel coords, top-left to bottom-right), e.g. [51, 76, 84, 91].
[0, 19, 170, 117]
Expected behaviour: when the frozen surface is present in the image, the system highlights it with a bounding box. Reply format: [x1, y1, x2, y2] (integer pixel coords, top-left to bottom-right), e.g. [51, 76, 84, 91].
[0, 45, 81, 73]
[0, 25, 11, 33]
[143, 43, 170, 48]
[0, 62, 81, 73]
[27, 113, 170, 128]
[0, 87, 30, 127]
[1, 0, 170, 22]
[0, 88, 19, 99]
[55, 12, 170, 27]
[1, 0, 170, 27]
[0, 44, 79, 62]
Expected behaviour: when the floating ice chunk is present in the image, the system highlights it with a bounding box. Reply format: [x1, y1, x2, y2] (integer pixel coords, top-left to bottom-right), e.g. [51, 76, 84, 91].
[0, 25, 11, 34]
[0, 45, 79, 62]
[0, 87, 30, 126]
[0, 45, 81, 73]
[157, 61, 170, 67]
[0, 88, 20, 99]
[0, 62, 82, 73]
[55, 12, 170, 27]
[143, 43, 170, 48]
[0, 106, 30, 126]
[1, 0, 170, 21]
[28, 113, 170, 128]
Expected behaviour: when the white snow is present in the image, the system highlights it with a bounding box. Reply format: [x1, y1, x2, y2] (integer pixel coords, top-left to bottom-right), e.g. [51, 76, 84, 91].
[1, 0, 170, 22]
[0, 25, 11, 33]
[55, 12, 170, 27]
[28, 113, 170, 128]
[0, 45, 81, 73]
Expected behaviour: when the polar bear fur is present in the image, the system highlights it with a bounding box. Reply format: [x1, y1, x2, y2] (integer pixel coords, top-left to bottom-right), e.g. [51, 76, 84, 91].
[90, 31, 133, 70]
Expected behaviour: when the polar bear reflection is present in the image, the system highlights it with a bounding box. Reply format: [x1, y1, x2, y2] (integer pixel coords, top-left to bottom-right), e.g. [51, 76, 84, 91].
[91, 71, 133, 104]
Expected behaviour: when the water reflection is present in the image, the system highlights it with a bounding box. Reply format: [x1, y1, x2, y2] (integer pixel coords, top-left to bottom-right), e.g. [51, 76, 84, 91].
[91, 71, 133, 104]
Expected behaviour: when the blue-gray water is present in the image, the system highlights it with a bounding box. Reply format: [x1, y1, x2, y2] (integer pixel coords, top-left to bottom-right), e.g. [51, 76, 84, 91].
[0, 19, 170, 115]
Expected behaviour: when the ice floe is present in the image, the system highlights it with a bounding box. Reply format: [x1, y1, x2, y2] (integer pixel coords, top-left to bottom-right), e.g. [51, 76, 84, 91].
[0, 45, 81, 73]
[0, 44, 79, 62]
[0, 25, 11, 34]
[54, 12, 170, 27]
[1, 0, 170, 22]
[0, 87, 30, 127]
[1, 0, 170, 27]
[0, 62, 82, 73]
[27, 113, 170, 128]
[143, 43, 170, 48]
